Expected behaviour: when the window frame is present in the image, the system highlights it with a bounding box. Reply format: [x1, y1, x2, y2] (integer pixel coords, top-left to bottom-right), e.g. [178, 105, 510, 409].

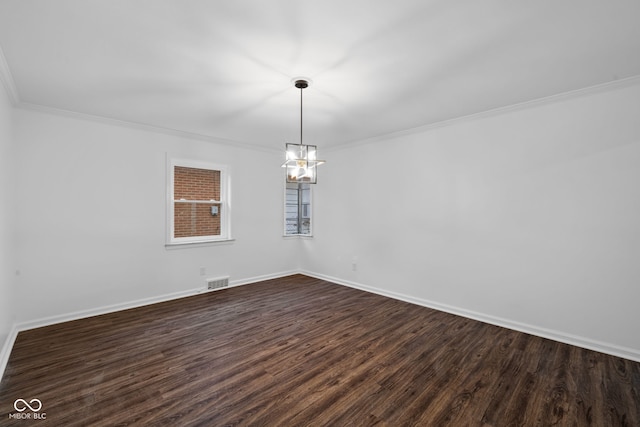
[166, 157, 232, 245]
[284, 182, 313, 237]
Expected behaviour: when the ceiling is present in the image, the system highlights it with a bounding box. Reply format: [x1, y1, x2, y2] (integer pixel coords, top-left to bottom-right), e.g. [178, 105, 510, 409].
[1, 0, 639, 151]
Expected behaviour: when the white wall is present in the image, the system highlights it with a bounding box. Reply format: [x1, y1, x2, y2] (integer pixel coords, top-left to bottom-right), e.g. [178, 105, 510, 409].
[4, 76, 640, 365]
[13, 108, 300, 322]
[306, 79, 640, 357]
[0, 77, 15, 348]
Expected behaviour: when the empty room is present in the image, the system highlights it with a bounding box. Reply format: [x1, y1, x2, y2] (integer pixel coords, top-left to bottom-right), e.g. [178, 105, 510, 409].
[1, 1, 639, 425]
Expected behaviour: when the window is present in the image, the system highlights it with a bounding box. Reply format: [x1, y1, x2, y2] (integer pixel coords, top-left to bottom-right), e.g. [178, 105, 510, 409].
[167, 158, 230, 244]
[285, 182, 312, 236]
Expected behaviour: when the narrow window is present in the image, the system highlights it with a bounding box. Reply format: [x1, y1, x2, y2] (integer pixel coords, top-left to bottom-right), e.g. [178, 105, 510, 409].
[285, 182, 311, 236]
[167, 158, 230, 244]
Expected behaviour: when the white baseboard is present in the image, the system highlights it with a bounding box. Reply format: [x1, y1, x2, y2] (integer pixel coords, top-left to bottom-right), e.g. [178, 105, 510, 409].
[0, 325, 19, 382]
[229, 270, 298, 287]
[4, 268, 638, 384]
[301, 270, 640, 363]
[0, 270, 297, 382]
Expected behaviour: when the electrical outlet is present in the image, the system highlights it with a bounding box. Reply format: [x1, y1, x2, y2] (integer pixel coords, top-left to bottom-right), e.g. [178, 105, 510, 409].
[351, 256, 358, 271]
[200, 267, 206, 276]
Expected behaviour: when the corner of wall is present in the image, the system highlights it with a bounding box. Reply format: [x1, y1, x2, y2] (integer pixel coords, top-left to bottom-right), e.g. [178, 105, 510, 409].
[0, 51, 18, 384]
[0, 44, 20, 105]
[0, 325, 19, 383]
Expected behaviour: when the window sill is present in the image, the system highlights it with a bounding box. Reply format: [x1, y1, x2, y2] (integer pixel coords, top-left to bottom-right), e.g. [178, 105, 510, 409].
[165, 238, 235, 249]
[283, 234, 314, 239]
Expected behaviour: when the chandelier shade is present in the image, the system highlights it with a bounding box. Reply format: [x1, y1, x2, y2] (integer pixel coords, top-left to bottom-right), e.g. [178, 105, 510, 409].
[283, 143, 324, 183]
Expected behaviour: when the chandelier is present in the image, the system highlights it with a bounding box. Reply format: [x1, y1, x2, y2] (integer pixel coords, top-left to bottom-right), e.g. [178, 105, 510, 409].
[282, 79, 325, 183]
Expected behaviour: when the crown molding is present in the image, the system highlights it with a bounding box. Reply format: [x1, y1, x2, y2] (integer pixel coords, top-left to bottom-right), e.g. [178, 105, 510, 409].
[16, 102, 281, 154]
[326, 74, 640, 153]
[8, 64, 640, 155]
[2, 38, 277, 153]
[0, 44, 20, 105]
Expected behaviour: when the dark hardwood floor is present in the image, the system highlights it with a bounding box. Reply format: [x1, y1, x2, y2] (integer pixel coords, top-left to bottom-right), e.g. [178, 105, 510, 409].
[1, 274, 639, 426]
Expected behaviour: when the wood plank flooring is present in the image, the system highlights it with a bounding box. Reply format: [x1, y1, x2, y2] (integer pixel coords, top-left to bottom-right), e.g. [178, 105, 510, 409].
[1, 274, 639, 426]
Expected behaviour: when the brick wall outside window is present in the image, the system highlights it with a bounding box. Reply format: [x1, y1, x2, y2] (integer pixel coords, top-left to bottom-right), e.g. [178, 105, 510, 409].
[174, 166, 221, 238]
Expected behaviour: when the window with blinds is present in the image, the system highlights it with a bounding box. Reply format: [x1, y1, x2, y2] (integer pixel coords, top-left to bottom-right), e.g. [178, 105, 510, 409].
[285, 182, 311, 236]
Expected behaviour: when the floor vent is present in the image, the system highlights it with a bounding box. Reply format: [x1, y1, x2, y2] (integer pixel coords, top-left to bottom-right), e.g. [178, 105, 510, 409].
[206, 277, 229, 291]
